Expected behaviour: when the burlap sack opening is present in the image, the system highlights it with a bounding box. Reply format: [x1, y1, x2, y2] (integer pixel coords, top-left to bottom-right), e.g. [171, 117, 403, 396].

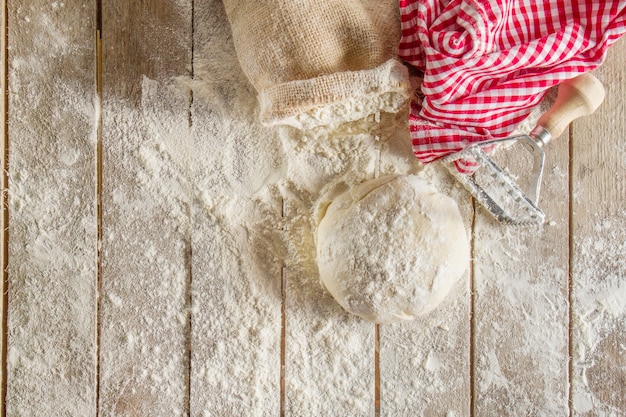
[223, 0, 412, 128]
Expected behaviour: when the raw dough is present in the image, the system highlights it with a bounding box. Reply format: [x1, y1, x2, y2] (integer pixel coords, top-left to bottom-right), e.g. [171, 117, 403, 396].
[316, 175, 469, 324]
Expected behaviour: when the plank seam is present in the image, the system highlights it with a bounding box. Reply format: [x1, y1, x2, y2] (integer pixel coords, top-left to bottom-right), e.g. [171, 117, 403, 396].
[184, 240, 193, 417]
[1, 0, 9, 414]
[374, 133, 381, 417]
[280, 198, 286, 417]
[95, 0, 103, 412]
[185, 3, 195, 414]
[469, 198, 476, 417]
[280, 264, 286, 417]
[374, 324, 380, 417]
[567, 123, 574, 417]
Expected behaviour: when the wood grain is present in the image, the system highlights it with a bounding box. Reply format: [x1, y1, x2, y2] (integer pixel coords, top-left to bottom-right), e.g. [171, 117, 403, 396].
[1, 3, 625, 416]
[570, 36, 626, 416]
[189, 0, 282, 414]
[99, 1, 193, 415]
[1, 0, 7, 413]
[472, 98, 571, 415]
[4, 1, 98, 415]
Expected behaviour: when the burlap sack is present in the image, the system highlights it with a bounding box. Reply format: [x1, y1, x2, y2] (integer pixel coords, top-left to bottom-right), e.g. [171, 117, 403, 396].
[222, 0, 411, 129]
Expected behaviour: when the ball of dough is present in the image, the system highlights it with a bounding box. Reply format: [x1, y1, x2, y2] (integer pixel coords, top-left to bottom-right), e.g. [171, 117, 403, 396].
[316, 175, 469, 324]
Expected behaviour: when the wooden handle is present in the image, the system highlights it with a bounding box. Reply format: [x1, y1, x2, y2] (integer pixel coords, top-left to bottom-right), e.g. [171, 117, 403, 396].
[537, 73, 605, 138]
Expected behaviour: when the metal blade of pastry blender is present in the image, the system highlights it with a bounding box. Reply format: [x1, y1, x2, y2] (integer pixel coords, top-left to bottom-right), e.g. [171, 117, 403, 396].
[443, 73, 606, 225]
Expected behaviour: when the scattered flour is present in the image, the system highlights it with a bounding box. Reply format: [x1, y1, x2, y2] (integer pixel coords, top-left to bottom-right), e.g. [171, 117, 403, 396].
[571, 210, 626, 416]
[5, 0, 625, 416]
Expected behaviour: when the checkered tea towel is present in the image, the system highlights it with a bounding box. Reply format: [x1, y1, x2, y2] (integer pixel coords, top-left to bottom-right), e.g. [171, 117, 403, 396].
[399, 0, 626, 172]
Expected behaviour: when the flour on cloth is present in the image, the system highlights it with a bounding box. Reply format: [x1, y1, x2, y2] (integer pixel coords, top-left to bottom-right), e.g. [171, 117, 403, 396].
[399, 0, 626, 172]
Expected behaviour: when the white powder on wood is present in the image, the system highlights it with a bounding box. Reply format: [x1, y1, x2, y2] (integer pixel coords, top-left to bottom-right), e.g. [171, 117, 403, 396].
[7, 0, 625, 415]
[571, 210, 626, 415]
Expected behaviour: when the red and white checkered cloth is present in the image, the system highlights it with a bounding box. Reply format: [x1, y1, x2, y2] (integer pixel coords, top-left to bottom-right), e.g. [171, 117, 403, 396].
[399, 0, 626, 172]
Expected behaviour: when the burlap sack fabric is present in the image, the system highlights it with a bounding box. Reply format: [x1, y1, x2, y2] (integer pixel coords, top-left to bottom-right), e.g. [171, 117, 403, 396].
[222, 0, 412, 129]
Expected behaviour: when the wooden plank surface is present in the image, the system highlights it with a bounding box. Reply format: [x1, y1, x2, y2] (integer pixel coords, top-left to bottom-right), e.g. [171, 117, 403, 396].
[281, 121, 377, 416]
[379, 261, 471, 417]
[1, 0, 8, 412]
[189, 0, 282, 414]
[471, 112, 571, 416]
[378, 136, 473, 416]
[1, 3, 626, 416]
[570, 37, 626, 416]
[98, 1, 193, 414]
[4, 1, 98, 415]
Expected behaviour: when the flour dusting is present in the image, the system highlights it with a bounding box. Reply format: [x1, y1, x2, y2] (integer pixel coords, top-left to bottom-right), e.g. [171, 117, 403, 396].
[5, 0, 625, 415]
[6, 1, 99, 415]
[572, 210, 626, 416]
